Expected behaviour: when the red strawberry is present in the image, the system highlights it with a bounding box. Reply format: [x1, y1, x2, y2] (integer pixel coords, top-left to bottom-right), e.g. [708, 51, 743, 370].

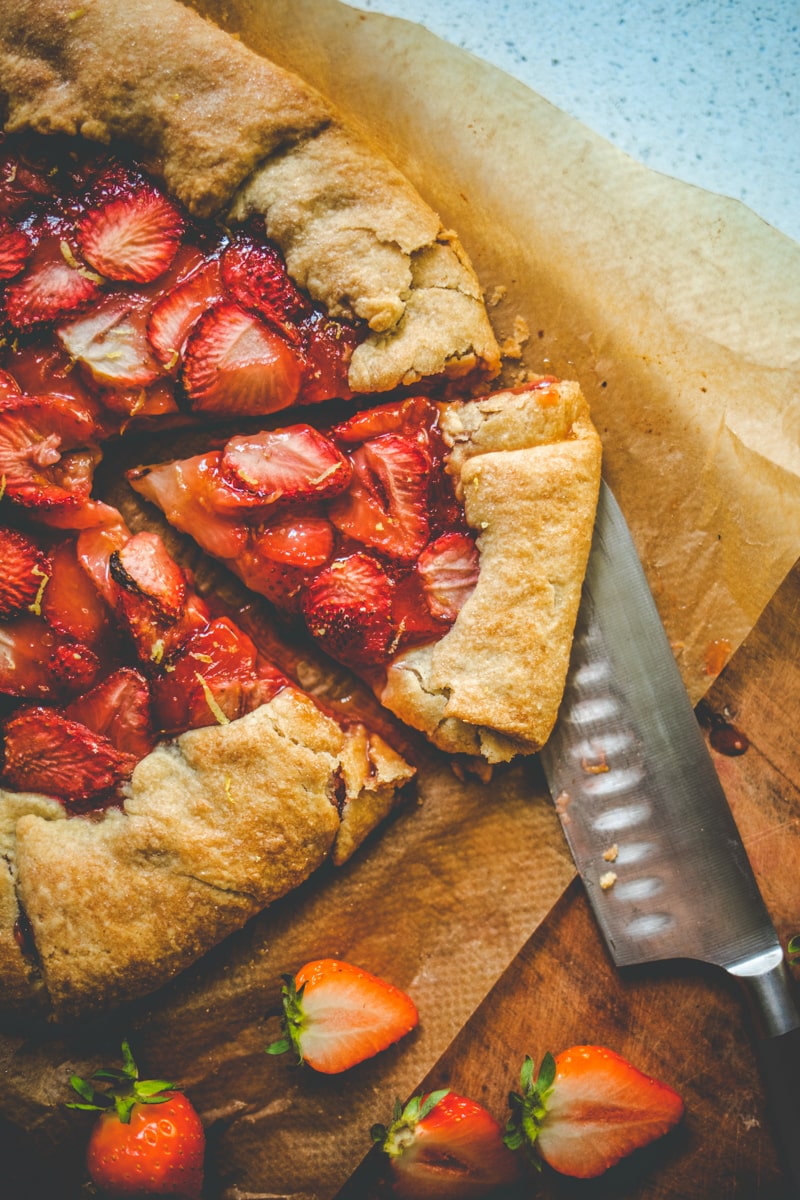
[76, 167, 184, 283]
[331, 396, 439, 445]
[48, 640, 101, 693]
[329, 433, 431, 563]
[127, 454, 249, 560]
[373, 1091, 520, 1200]
[4, 231, 102, 329]
[57, 292, 163, 388]
[301, 554, 396, 666]
[0, 150, 55, 218]
[0, 217, 31, 279]
[109, 531, 199, 664]
[504, 1047, 684, 1179]
[267, 958, 418, 1074]
[0, 614, 63, 700]
[0, 368, 21, 401]
[416, 532, 479, 622]
[67, 1039, 205, 1200]
[40, 537, 115, 646]
[0, 526, 50, 619]
[391, 573, 449, 644]
[221, 231, 310, 338]
[66, 667, 155, 758]
[256, 513, 335, 570]
[219, 424, 352, 505]
[1, 705, 137, 801]
[146, 258, 223, 368]
[298, 310, 358, 405]
[181, 300, 303, 414]
[150, 617, 288, 734]
[0, 392, 101, 510]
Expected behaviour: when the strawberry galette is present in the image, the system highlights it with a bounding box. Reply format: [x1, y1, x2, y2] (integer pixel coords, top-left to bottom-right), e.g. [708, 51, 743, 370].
[0, 0, 601, 1020]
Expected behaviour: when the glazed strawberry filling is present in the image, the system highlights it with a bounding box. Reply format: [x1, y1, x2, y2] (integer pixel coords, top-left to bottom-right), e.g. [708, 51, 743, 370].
[128, 396, 481, 672]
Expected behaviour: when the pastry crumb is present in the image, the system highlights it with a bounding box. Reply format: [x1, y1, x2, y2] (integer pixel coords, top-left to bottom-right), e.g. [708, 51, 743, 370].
[500, 315, 530, 360]
[603, 843, 619, 863]
[486, 284, 507, 308]
[599, 871, 617, 890]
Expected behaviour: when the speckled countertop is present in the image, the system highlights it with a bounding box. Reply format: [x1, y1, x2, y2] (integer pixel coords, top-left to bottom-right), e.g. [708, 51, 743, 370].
[345, 0, 798, 244]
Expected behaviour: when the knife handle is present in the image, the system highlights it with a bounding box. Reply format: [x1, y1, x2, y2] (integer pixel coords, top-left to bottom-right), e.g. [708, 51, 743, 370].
[737, 962, 800, 1197]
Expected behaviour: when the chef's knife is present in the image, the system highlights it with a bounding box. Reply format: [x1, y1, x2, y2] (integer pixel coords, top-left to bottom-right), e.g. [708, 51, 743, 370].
[539, 481, 800, 1194]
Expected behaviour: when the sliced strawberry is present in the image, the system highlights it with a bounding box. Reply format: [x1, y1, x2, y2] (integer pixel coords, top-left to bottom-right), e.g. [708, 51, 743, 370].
[4, 232, 102, 329]
[0, 392, 101, 510]
[40, 537, 114, 646]
[75, 511, 132, 604]
[374, 1091, 520, 1200]
[57, 291, 163, 388]
[221, 232, 309, 338]
[150, 617, 289, 734]
[109, 531, 199, 664]
[1, 341, 100, 412]
[298, 310, 358, 405]
[146, 258, 223, 369]
[66, 667, 155, 758]
[331, 396, 439, 445]
[505, 1047, 685, 1179]
[0, 526, 50, 619]
[127, 454, 249, 560]
[0, 369, 21, 401]
[219, 425, 352, 505]
[48, 640, 101, 693]
[391, 573, 449, 644]
[181, 301, 303, 415]
[1, 705, 136, 802]
[416, 532, 479, 622]
[268, 959, 418, 1074]
[329, 433, 431, 563]
[256, 513, 335, 570]
[301, 553, 396, 666]
[0, 614, 63, 700]
[75, 167, 184, 283]
[0, 218, 31, 279]
[0, 150, 55, 218]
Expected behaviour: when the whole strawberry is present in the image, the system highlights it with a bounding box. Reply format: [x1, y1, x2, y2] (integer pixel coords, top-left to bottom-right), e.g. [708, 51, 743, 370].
[372, 1090, 520, 1199]
[67, 1039, 205, 1198]
[267, 958, 418, 1074]
[505, 1045, 684, 1179]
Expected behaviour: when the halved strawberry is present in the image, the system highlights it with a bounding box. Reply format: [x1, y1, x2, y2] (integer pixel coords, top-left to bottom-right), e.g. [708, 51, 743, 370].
[1, 705, 137, 802]
[0, 526, 50, 619]
[221, 232, 310, 338]
[505, 1047, 685, 1179]
[40, 537, 114, 646]
[298, 310, 358, 405]
[373, 1091, 520, 1200]
[127, 454, 249, 560]
[57, 291, 163, 388]
[0, 614, 63, 700]
[267, 958, 418, 1074]
[66, 667, 155, 758]
[416, 532, 479, 622]
[236, 515, 335, 612]
[109, 531, 199, 663]
[75, 167, 184, 283]
[301, 553, 396, 666]
[0, 218, 31, 279]
[146, 258, 223, 368]
[4, 231, 103, 329]
[48, 640, 101, 693]
[331, 396, 439, 445]
[181, 301, 303, 414]
[150, 617, 289, 734]
[328, 433, 431, 563]
[219, 425, 352, 505]
[0, 392, 101, 510]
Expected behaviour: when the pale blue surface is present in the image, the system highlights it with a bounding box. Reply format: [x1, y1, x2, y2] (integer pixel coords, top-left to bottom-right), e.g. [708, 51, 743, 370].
[345, 0, 799, 243]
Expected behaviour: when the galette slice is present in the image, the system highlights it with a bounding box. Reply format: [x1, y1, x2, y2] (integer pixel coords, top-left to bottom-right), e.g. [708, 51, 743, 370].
[0, 503, 413, 1019]
[129, 379, 603, 763]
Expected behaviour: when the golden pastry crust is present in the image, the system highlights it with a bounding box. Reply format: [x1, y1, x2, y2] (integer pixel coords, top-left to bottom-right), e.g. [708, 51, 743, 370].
[0, 0, 500, 393]
[2, 691, 413, 1019]
[379, 381, 602, 762]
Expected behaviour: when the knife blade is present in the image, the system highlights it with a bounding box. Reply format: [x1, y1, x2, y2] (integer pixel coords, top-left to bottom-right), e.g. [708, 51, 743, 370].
[539, 481, 800, 1193]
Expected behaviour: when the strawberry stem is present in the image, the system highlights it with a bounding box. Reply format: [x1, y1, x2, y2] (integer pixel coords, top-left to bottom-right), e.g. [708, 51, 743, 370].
[66, 1039, 175, 1125]
[504, 1053, 557, 1161]
[265, 974, 308, 1064]
[371, 1090, 450, 1158]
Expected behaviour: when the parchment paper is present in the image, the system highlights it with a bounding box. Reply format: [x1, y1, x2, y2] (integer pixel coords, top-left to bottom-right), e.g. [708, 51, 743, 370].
[2, 4, 800, 1198]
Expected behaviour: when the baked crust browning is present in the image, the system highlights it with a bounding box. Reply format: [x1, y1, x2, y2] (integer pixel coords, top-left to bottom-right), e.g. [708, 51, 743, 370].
[380, 382, 602, 761]
[2, 691, 413, 1018]
[0, 0, 500, 393]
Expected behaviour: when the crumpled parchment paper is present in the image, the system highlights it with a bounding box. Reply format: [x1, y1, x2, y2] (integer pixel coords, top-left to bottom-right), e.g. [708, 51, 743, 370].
[2, 3, 799, 1197]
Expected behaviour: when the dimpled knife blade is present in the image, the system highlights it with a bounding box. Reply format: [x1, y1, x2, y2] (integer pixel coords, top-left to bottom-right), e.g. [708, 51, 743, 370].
[539, 482, 800, 1190]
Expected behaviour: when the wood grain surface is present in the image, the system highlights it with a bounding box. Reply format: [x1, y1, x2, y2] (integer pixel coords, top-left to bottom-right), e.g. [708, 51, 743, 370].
[338, 556, 800, 1200]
